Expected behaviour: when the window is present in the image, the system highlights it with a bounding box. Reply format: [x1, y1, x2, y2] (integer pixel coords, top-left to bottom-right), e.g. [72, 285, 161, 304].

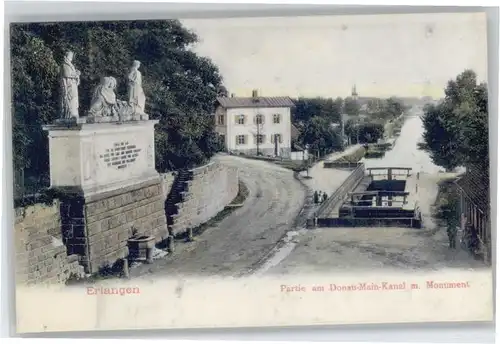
[255, 114, 264, 125]
[255, 134, 265, 144]
[236, 114, 245, 125]
[236, 135, 246, 145]
[217, 115, 224, 125]
[273, 114, 281, 124]
[271, 134, 283, 144]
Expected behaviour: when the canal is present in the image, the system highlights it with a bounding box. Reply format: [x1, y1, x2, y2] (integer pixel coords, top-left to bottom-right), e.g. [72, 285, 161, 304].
[361, 113, 443, 174]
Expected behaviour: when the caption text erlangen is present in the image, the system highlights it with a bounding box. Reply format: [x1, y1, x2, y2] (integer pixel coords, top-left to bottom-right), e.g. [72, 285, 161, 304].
[281, 281, 471, 292]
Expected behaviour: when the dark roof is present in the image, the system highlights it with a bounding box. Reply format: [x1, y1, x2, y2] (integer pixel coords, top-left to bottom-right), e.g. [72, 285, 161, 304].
[217, 96, 295, 109]
[456, 165, 490, 212]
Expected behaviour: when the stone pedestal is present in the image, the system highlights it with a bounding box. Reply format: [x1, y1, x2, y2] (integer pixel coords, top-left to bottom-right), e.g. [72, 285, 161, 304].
[43, 118, 158, 196]
[43, 118, 168, 274]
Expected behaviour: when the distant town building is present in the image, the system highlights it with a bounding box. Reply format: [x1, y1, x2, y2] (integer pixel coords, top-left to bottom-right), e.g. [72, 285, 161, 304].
[455, 164, 491, 264]
[214, 90, 295, 157]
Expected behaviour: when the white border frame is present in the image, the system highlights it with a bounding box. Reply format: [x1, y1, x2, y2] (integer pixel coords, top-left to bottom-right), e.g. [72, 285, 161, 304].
[1, 1, 498, 341]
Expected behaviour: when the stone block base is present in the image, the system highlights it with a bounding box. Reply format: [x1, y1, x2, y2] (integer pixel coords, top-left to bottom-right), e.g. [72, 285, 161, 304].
[61, 178, 167, 274]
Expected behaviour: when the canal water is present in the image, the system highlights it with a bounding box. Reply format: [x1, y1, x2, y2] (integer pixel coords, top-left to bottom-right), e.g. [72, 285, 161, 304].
[361, 114, 443, 174]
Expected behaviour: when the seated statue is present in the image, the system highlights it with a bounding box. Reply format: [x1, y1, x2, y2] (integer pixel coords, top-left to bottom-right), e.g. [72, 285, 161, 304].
[88, 76, 135, 120]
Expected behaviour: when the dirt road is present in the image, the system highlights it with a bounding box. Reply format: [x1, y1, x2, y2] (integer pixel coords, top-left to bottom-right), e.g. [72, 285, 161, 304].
[131, 155, 308, 278]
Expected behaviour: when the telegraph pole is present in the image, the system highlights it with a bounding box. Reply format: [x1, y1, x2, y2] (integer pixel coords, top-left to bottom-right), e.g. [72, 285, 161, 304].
[256, 121, 261, 156]
[356, 122, 360, 144]
[274, 134, 278, 157]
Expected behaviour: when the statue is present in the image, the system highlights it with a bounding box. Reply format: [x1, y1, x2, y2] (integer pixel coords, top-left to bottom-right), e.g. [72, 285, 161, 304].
[88, 76, 135, 120]
[127, 60, 146, 114]
[88, 76, 118, 118]
[60, 51, 81, 119]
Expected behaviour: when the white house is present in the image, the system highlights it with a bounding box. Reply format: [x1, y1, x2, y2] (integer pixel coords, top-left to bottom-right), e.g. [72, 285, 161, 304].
[214, 90, 295, 158]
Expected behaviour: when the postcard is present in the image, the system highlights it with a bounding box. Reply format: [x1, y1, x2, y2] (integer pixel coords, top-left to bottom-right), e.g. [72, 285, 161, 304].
[10, 11, 493, 333]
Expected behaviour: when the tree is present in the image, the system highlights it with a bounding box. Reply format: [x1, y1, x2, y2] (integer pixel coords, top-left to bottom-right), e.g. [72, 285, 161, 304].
[11, 20, 227, 189]
[366, 98, 385, 114]
[358, 122, 384, 143]
[420, 103, 462, 171]
[368, 97, 405, 122]
[300, 116, 343, 157]
[343, 97, 360, 117]
[320, 97, 343, 123]
[420, 69, 488, 171]
[292, 97, 342, 124]
[333, 97, 344, 118]
[384, 97, 405, 119]
[345, 120, 384, 144]
[459, 82, 488, 167]
[11, 29, 60, 186]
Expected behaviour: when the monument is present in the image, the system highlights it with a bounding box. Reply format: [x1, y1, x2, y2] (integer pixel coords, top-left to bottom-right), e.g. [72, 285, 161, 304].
[43, 55, 167, 274]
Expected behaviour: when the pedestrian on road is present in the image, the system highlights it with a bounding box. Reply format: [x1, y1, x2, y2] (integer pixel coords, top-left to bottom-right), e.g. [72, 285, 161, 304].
[446, 223, 458, 249]
[313, 190, 319, 204]
[322, 192, 328, 203]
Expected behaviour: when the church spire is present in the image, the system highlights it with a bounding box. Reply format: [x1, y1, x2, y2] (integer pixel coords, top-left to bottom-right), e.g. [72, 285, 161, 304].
[351, 84, 358, 100]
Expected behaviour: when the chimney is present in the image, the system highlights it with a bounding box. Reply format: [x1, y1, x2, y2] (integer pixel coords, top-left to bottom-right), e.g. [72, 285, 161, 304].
[252, 89, 258, 98]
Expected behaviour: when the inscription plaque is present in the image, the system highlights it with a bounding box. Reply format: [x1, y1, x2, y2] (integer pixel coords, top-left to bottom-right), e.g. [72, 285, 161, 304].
[99, 141, 142, 170]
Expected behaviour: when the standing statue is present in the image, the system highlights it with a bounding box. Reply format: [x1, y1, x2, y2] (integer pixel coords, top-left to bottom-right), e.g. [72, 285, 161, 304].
[60, 51, 81, 119]
[127, 60, 146, 114]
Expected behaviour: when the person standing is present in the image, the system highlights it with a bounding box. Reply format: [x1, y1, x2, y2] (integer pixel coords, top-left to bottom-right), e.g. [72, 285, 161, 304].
[313, 191, 319, 204]
[446, 222, 458, 249]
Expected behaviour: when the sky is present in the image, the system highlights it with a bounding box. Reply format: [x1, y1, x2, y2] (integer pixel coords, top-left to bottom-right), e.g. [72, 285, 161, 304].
[181, 12, 488, 99]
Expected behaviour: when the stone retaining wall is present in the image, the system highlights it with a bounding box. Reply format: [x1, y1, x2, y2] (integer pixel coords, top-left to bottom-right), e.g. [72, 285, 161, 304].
[169, 162, 239, 235]
[61, 179, 167, 274]
[15, 201, 84, 285]
[15, 164, 237, 280]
